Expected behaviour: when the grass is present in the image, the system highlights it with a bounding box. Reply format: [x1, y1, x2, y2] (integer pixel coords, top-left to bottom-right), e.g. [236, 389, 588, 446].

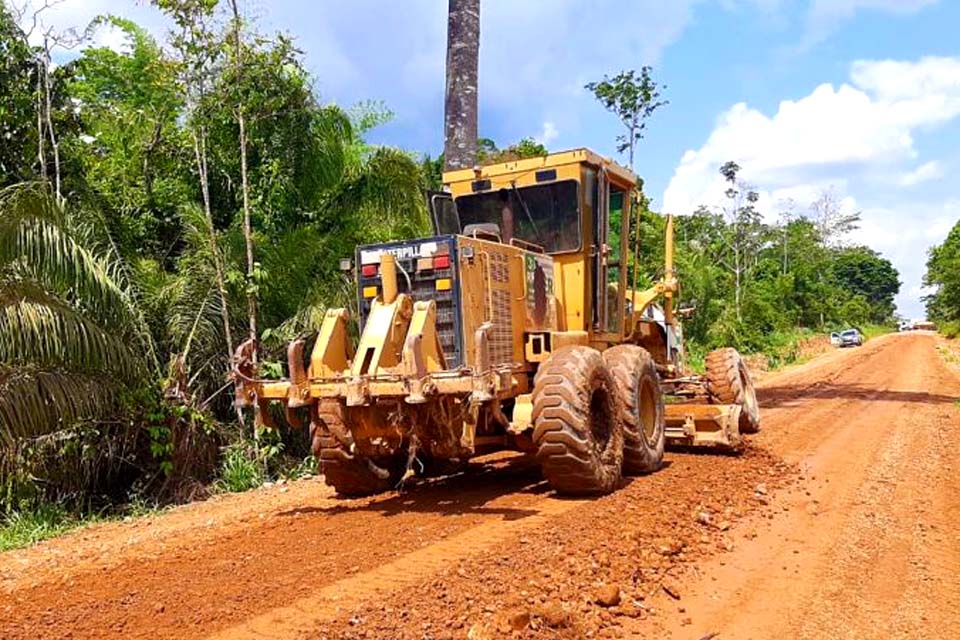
[940, 320, 960, 339]
[214, 442, 265, 493]
[861, 323, 895, 340]
[0, 504, 97, 552]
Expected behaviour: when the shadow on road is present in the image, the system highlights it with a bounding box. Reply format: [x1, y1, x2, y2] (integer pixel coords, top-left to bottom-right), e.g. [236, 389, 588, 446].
[279, 454, 551, 520]
[759, 383, 958, 408]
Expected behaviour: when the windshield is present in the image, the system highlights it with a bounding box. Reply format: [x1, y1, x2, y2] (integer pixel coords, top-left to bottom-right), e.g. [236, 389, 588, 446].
[449, 180, 580, 253]
[841, 330, 858, 337]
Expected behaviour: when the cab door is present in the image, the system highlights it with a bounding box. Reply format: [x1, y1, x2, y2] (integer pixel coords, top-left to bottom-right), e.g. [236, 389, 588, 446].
[428, 192, 460, 235]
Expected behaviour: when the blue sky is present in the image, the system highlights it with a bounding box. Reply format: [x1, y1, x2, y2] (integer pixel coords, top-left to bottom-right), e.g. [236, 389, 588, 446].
[27, 0, 960, 319]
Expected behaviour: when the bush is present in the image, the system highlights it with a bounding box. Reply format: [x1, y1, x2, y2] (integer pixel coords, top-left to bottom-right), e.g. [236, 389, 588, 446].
[214, 442, 265, 493]
[941, 320, 960, 339]
[0, 503, 88, 552]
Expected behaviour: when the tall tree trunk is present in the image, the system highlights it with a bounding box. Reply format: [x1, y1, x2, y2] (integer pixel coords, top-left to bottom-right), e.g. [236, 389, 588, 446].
[227, 0, 257, 352]
[229, 0, 259, 448]
[237, 113, 257, 348]
[443, 0, 480, 171]
[35, 63, 45, 181]
[41, 41, 61, 201]
[192, 130, 234, 356]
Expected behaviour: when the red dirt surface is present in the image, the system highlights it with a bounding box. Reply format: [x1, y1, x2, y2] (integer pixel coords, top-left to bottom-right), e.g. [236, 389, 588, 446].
[2, 332, 957, 639]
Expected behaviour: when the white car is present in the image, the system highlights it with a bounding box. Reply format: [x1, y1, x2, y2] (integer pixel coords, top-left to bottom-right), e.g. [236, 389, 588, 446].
[839, 329, 863, 347]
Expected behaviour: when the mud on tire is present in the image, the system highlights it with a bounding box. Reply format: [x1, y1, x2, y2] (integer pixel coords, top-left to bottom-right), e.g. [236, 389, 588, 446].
[532, 346, 624, 495]
[310, 401, 406, 497]
[603, 345, 665, 474]
[705, 347, 760, 433]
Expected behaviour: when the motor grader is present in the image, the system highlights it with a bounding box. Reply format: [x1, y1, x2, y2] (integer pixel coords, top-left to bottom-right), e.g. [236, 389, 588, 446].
[233, 149, 760, 496]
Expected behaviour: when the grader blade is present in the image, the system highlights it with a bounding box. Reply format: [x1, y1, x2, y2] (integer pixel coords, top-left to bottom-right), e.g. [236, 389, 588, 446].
[664, 403, 742, 451]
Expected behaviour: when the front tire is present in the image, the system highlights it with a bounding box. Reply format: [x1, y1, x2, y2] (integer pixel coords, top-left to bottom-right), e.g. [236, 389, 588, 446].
[532, 346, 624, 495]
[310, 402, 407, 497]
[705, 348, 760, 434]
[603, 345, 665, 474]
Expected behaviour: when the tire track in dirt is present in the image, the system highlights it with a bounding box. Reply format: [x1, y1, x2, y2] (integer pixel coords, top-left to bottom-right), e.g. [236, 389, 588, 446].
[209, 497, 586, 640]
[652, 333, 960, 640]
[0, 460, 563, 640]
[4, 334, 947, 640]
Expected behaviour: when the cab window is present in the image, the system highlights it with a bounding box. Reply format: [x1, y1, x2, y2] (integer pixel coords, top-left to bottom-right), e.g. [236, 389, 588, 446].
[452, 181, 581, 253]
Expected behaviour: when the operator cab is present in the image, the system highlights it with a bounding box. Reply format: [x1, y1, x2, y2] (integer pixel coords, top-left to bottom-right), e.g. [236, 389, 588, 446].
[433, 148, 639, 344]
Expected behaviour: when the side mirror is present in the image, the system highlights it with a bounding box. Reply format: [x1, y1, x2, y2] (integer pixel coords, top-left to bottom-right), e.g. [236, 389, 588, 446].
[339, 258, 353, 273]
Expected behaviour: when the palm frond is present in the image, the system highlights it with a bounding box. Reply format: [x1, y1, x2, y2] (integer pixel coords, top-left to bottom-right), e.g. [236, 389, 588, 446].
[0, 367, 121, 447]
[0, 294, 142, 378]
[0, 184, 159, 373]
[322, 147, 430, 241]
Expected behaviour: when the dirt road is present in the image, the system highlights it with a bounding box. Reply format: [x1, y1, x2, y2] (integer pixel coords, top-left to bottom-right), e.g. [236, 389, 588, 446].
[1, 332, 958, 639]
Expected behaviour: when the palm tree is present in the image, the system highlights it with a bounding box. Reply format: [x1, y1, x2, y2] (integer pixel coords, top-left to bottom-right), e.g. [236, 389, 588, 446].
[444, 0, 480, 170]
[0, 183, 159, 496]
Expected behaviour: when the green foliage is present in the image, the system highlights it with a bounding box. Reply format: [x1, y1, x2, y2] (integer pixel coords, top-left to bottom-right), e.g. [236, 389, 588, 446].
[66, 16, 192, 262]
[215, 440, 264, 493]
[833, 246, 900, 323]
[585, 67, 667, 165]
[0, 5, 39, 187]
[0, 503, 84, 551]
[860, 323, 894, 340]
[939, 320, 960, 339]
[0, 185, 155, 451]
[421, 136, 549, 193]
[925, 219, 960, 324]
[639, 179, 901, 356]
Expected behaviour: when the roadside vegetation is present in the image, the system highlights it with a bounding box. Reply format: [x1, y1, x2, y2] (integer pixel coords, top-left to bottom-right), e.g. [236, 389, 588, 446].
[0, 1, 901, 547]
[924, 218, 960, 339]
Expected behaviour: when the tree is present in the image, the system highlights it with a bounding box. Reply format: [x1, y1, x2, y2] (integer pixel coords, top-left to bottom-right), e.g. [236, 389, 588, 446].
[585, 67, 667, 168]
[154, 0, 236, 367]
[713, 161, 765, 322]
[67, 16, 191, 260]
[0, 4, 38, 187]
[0, 184, 158, 498]
[832, 246, 900, 323]
[809, 189, 860, 247]
[443, 0, 480, 171]
[226, 0, 258, 373]
[924, 220, 960, 323]
[479, 137, 547, 163]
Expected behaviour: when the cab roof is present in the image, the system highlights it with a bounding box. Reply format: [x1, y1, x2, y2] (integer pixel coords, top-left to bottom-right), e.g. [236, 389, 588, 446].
[442, 148, 638, 189]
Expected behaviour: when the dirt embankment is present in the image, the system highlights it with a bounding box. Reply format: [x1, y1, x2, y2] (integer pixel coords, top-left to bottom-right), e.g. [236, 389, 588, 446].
[1, 332, 957, 640]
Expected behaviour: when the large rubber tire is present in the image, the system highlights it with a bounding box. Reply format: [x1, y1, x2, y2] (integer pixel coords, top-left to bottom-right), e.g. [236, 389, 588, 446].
[603, 345, 665, 474]
[532, 346, 624, 495]
[310, 402, 406, 497]
[705, 348, 760, 434]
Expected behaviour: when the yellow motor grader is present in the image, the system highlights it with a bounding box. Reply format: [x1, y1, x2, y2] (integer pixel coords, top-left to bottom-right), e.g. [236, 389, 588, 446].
[233, 149, 760, 496]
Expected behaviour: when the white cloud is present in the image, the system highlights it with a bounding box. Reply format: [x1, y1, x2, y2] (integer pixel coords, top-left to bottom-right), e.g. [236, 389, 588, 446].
[14, 0, 168, 52]
[537, 121, 559, 146]
[663, 56, 960, 318]
[899, 160, 944, 187]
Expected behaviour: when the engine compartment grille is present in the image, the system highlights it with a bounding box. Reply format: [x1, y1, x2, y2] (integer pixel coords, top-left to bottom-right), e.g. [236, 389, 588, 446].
[356, 237, 463, 369]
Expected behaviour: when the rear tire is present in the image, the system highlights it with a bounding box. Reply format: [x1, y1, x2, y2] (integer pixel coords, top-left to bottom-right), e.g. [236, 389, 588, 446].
[532, 346, 623, 495]
[310, 402, 406, 497]
[603, 345, 665, 474]
[705, 348, 760, 434]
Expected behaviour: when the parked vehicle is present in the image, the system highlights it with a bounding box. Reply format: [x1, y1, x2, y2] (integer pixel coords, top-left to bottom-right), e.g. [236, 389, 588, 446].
[839, 329, 863, 347]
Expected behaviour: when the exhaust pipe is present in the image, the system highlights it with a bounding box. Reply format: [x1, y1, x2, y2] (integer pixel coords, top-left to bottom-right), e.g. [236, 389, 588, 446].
[664, 215, 676, 326]
[381, 253, 398, 304]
